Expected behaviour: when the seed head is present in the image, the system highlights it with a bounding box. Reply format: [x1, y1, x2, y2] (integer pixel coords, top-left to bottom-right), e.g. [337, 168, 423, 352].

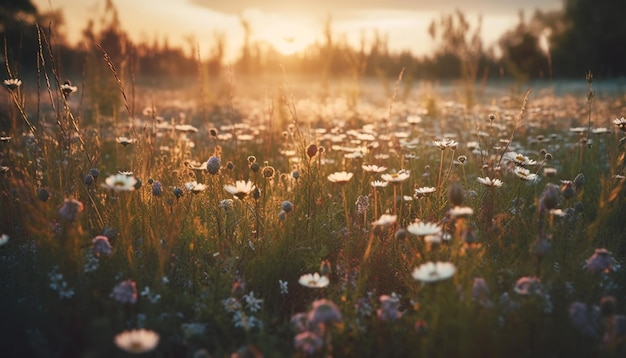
[206, 156, 221, 175]
[262, 166, 275, 178]
[84, 174, 94, 185]
[306, 144, 318, 158]
[36, 187, 50, 201]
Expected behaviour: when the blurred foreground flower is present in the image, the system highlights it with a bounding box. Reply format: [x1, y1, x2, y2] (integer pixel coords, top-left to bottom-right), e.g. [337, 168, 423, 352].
[92, 235, 113, 256]
[569, 302, 600, 338]
[412, 262, 456, 283]
[514, 276, 541, 295]
[309, 298, 342, 325]
[472, 278, 494, 308]
[377, 294, 403, 321]
[585, 248, 618, 273]
[613, 117, 626, 132]
[0, 233, 8, 246]
[206, 156, 221, 175]
[407, 221, 441, 237]
[114, 329, 159, 354]
[372, 214, 397, 227]
[449, 206, 474, 219]
[279, 280, 288, 294]
[59, 199, 84, 221]
[298, 273, 329, 288]
[111, 279, 138, 304]
[294, 331, 324, 356]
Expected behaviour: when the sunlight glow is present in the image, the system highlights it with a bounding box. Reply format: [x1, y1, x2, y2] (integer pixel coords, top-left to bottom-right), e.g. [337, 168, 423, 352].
[33, 0, 554, 60]
[240, 8, 320, 56]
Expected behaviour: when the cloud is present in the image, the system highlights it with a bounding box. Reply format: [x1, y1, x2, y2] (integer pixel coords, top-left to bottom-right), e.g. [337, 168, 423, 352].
[189, 0, 562, 16]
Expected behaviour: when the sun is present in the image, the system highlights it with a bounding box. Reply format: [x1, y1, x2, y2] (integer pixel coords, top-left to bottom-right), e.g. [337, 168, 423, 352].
[269, 36, 312, 55]
[248, 11, 318, 56]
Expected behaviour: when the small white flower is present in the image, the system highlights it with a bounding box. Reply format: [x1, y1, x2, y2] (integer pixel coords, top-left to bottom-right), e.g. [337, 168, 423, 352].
[449, 206, 474, 219]
[362, 164, 387, 173]
[279, 280, 289, 294]
[407, 221, 442, 237]
[412, 262, 456, 283]
[232, 311, 263, 330]
[433, 138, 458, 150]
[243, 291, 264, 312]
[424, 233, 443, 244]
[3, 78, 22, 90]
[407, 115, 422, 124]
[181, 323, 207, 338]
[298, 273, 329, 288]
[414, 186, 436, 198]
[222, 297, 242, 313]
[0, 233, 9, 246]
[184, 181, 207, 193]
[371, 180, 389, 188]
[381, 169, 410, 183]
[116, 136, 136, 146]
[613, 117, 626, 130]
[175, 124, 199, 133]
[372, 214, 397, 227]
[101, 173, 138, 191]
[114, 329, 159, 354]
[224, 180, 256, 199]
[549, 209, 567, 217]
[514, 167, 539, 182]
[504, 152, 537, 167]
[477, 177, 503, 188]
[60, 81, 78, 97]
[327, 171, 354, 184]
[83, 250, 99, 273]
[140, 286, 161, 304]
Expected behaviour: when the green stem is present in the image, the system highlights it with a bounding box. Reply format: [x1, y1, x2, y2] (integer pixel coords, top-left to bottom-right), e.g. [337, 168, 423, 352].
[436, 150, 444, 193]
[342, 185, 350, 236]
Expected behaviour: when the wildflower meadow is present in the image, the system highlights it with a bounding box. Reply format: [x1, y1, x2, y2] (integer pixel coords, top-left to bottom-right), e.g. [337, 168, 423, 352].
[2, 40, 626, 358]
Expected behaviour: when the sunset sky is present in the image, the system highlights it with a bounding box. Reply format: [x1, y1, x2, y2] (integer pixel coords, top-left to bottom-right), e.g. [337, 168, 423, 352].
[33, 0, 562, 60]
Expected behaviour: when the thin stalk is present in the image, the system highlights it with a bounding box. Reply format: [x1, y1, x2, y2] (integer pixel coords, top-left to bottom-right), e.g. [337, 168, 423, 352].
[436, 149, 445, 194]
[342, 185, 350, 236]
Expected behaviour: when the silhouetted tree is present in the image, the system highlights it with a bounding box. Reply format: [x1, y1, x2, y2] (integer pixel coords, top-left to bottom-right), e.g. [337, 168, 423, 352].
[0, 0, 39, 74]
[551, 0, 626, 77]
[498, 11, 550, 82]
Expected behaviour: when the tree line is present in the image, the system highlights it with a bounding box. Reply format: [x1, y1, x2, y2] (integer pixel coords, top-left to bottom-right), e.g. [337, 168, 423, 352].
[1, 0, 625, 86]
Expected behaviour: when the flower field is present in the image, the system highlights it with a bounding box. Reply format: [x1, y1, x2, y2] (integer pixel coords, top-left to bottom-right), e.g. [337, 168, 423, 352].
[1, 71, 625, 357]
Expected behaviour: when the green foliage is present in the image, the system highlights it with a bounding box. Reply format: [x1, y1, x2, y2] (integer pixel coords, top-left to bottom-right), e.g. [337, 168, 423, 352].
[551, 0, 626, 77]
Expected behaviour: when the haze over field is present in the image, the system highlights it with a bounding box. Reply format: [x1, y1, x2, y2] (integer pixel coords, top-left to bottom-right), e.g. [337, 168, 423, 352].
[33, 0, 561, 59]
